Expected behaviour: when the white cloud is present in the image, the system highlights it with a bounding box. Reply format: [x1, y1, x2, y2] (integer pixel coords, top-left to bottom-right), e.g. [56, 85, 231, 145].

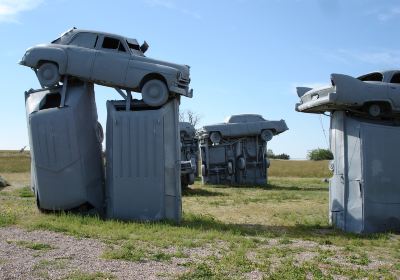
[365, 6, 400, 22]
[334, 49, 400, 67]
[0, 0, 43, 23]
[144, 0, 201, 20]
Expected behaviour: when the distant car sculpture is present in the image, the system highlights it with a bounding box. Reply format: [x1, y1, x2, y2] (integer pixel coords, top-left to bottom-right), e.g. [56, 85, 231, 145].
[296, 70, 400, 117]
[198, 114, 288, 144]
[179, 122, 199, 189]
[20, 28, 193, 107]
[199, 114, 288, 185]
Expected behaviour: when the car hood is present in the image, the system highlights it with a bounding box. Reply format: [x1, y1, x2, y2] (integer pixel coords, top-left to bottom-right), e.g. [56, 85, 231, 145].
[138, 56, 190, 77]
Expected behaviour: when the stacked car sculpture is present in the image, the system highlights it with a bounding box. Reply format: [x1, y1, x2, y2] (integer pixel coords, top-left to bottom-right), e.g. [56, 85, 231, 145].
[198, 114, 288, 185]
[22, 28, 399, 234]
[22, 28, 193, 222]
[296, 70, 400, 233]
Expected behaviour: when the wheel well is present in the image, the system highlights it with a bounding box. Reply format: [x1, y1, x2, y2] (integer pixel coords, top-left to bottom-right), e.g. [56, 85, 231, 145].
[363, 101, 392, 111]
[139, 73, 168, 90]
[37, 60, 59, 69]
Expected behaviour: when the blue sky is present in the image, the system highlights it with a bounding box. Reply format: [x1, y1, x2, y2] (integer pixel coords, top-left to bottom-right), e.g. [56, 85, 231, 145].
[0, 0, 399, 158]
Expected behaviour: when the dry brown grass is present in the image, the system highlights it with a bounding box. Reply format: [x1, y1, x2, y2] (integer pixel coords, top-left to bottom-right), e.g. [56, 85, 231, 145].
[269, 159, 331, 178]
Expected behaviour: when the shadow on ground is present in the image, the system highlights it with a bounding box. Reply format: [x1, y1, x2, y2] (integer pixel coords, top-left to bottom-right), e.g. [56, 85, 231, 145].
[209, 183, 328, 192]
[182, 187, 227, 197]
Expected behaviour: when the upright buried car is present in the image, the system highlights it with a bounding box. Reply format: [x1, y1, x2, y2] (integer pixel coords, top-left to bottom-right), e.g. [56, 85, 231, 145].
[296, 70, 400, 117]
[199, 114, 288, 185]
[20, 28, 193, 107]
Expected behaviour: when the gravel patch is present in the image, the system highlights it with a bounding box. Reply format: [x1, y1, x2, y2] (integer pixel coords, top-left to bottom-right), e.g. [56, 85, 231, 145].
[0, 227, 187, 279]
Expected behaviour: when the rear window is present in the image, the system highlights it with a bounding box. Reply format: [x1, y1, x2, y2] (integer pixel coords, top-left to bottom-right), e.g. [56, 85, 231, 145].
[357, 72, 383, 82]
[390, 73, 400, 84]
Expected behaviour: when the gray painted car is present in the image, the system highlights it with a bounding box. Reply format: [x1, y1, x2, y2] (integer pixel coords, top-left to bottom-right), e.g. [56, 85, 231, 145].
[198, 114, 288, 144]
[179, 122, 199, 189]
[199, 114, 288, 186]
[296, 70, 400, 117]
[20, 28, 193, 107]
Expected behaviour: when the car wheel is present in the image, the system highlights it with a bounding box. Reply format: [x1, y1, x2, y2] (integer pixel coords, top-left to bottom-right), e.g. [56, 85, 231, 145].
[367, 104, 382, 117]
[261, 129, 274, 142]
[209, 132, 221, 144]
[95, 122, 104, 144]
[37, 62, 60, 87]
[141, 79, 169, 107]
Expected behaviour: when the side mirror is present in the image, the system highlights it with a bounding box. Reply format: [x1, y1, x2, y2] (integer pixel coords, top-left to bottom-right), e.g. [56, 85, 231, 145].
[140, 41, 149, 53]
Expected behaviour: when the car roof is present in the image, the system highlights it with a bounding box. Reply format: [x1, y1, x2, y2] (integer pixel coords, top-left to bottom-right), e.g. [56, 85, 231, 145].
[225, 114, 266, 123]
[358, 70, 400, 82]
[68, 28, 139, 44]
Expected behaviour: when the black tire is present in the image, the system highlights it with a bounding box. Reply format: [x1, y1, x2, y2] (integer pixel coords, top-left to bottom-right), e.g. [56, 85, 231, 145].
[141, 79, 169, 107]
[37, 62, 60, 87]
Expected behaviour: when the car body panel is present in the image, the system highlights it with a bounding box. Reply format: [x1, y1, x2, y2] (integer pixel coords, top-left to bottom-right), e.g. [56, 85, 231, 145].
[20, 28, 192, 97]
[198, 114, 288, 139]
[296, 71, 400, 114]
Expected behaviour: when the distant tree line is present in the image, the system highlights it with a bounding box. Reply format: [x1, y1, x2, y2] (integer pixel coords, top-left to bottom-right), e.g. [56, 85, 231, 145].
[267, 149, 290, 160]
[307, 148, 333, 161]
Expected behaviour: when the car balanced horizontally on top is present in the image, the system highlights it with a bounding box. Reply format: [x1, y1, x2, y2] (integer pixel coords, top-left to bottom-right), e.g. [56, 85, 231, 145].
[20, 27, 193, 107]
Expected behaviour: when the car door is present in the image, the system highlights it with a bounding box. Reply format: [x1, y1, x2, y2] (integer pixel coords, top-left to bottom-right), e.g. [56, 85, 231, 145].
[65, 32, 98, 78]
[92, 36, 130, 87]
[388, 72, 400, 110]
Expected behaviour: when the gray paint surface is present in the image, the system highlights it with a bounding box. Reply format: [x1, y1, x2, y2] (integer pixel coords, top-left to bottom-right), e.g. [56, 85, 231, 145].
[179, 122, 198, 188]
[329, 111, 400, 233]
[295, 70, 400, 116]
[25, 82, 104, 211]
[198, 114, 288, 139]
[199, 115, 288, 186]
[106, 99, 181, 222]
[20, 28, 193, 106]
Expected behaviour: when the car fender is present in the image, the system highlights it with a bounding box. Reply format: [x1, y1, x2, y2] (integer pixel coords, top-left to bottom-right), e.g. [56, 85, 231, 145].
[331, 73, 388, 105]
[23, 45, 68, 74]
[125, 60, 177, 89]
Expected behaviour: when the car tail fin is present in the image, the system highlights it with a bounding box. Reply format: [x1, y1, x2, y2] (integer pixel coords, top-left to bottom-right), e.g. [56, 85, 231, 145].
[296, 87, 312, 98]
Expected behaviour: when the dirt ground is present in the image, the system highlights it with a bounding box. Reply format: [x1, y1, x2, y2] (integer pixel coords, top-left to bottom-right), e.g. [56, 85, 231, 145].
[0, 227, 188, 280]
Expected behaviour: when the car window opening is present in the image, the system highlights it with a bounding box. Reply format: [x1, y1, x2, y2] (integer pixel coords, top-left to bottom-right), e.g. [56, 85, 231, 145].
[118, 43, 126, 52]
[40, 93, 61, 110]
[390, 73, 400, 84]
[358, 72, 383, 82]
[128, 42, 140, 51]
[102, 37, 120, 50]
[69, 33, 98, 49]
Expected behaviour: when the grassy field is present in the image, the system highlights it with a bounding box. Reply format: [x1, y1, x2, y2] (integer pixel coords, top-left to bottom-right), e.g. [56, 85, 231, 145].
[0, 151, 399, 279]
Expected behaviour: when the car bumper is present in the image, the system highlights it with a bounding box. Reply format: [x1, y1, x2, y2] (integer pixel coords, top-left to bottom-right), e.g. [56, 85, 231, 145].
[181, 160, 194, 174]
[296, 90, 338, 113]
[170, 85, 193, 98]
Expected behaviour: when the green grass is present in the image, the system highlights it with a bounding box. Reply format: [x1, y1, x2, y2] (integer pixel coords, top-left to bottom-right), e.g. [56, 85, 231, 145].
[17, 186, 34, 197]
[7, 240, 55, 251]
[0, 151, 399, 279]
